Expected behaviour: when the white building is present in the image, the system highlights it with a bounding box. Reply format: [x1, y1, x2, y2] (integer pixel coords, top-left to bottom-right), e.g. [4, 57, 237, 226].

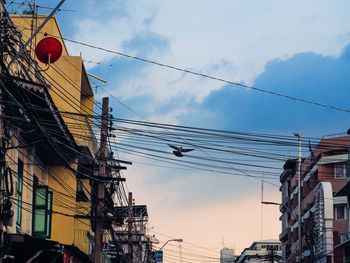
[235, 239, 282, 263]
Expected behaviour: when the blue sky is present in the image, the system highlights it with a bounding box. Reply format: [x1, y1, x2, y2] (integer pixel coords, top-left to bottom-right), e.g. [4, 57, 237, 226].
[8, 0, 350, 256]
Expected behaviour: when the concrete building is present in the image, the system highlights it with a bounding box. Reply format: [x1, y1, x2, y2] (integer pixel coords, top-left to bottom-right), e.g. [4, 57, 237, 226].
[0, 2, 103, 261]
[333, 180, 350, 262]
[9, 12, 96, 256]
[279, 135, 350, 262]
[220, 248, 235, 263]
[235, 239, 282, 263]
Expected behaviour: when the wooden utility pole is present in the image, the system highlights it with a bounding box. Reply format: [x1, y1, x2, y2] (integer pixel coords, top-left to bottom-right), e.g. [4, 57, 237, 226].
[94, 97, 109, 263]
[127, 192, 133, 263]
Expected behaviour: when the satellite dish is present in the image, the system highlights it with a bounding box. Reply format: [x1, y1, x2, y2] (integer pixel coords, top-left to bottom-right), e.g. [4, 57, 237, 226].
[35, 37, 62, 65]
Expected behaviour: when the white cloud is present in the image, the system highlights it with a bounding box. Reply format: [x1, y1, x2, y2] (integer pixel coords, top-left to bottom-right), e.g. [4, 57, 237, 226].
[66, 0, 159, 68]
[67, 0, 350, 113]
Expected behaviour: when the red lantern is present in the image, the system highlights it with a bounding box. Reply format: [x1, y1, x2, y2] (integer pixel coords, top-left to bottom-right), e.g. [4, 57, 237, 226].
[35, 37, 62, 64]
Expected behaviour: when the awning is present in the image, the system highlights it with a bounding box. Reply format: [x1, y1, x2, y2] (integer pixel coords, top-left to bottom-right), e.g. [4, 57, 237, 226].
[6, 233, 92, 263]
[334, 181, 350, 197]
[335, 238, 350, 249]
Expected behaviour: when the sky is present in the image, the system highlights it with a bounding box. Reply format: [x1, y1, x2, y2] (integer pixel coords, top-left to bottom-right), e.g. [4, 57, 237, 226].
[7, 0, 350, 260]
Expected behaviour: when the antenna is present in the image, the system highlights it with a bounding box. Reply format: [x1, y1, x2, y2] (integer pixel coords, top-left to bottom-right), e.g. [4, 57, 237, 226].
[83, 60, 112, 67]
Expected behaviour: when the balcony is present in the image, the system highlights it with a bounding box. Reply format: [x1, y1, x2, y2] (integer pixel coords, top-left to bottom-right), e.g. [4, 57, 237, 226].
[279, 227, 290, 242]
[280, 197, 289, 212]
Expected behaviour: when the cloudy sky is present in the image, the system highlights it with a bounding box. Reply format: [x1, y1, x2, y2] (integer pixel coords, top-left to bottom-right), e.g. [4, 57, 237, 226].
[8, 0, 350, 259]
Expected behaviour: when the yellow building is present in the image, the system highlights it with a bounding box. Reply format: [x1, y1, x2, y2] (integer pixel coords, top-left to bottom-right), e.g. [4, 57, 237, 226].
[3, 11, 97, 259]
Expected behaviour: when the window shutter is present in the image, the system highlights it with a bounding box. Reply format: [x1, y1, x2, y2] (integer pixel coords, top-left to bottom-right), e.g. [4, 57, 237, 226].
[32, 184, 53, 238]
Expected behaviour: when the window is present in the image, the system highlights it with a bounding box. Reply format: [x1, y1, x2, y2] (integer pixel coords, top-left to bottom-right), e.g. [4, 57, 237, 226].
[16, 159, 23, 226]
[32, 176, 53, 238]
[335, 163, 348, 178]
[336, 205, 346, 220]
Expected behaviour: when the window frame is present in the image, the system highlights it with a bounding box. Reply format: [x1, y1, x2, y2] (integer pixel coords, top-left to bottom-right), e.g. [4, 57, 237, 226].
[335, 205, 346, 220]
[335, 163, 347, 179]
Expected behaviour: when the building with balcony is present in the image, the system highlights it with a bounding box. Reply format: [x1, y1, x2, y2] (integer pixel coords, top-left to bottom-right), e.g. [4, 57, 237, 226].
[333, 179, 350, 262]
[110, 204, 152, 263]
[279, 135, 350, 262]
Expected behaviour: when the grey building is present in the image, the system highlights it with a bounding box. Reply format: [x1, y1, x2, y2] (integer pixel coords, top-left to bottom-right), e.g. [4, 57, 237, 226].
[220, 248, 235, 263]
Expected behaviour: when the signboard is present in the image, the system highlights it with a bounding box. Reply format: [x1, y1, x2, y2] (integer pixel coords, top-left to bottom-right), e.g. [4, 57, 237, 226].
[154, 250, 163, 262]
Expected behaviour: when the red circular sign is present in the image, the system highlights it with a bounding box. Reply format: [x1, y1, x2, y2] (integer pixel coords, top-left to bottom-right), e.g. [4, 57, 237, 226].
[35, 37, 62, 64]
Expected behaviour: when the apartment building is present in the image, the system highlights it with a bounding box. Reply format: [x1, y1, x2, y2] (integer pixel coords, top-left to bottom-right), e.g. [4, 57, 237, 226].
[280, 135, 350, 262]
[235, 239, 282, 263]
[0, 2, 100, 261]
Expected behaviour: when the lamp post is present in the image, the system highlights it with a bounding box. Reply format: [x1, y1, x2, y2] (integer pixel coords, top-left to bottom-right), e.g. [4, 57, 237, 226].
[261, 201, 298, 222]
[160, 239, 183, 250]
[154, 239, 183, 263]
[262, 201, 300, 262]
[294, 133, 302, 262]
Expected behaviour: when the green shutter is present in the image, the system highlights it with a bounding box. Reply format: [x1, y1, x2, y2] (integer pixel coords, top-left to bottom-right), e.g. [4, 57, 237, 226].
[32, 184, 53, 238]
[16, 160, 23, 226]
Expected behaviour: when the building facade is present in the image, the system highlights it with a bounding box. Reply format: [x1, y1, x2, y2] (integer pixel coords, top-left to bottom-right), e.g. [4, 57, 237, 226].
[279, 135, 350, 262]
[0, 2, 100, 261]
[235, 239, 282, 263]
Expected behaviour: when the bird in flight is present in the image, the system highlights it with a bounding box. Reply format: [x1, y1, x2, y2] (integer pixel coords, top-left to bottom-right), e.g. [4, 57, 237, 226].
[168, 144, 194, 157]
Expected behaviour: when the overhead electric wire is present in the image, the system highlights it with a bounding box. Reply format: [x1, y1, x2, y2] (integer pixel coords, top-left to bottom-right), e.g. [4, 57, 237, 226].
[4, 100, 348, 183]
[26, 111, 350, 182]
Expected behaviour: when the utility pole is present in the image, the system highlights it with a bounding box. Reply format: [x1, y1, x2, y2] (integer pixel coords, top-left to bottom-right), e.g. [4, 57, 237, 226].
[294, 133, 302, 262]
[127, 192, 133, 263]
[270, 246, 275, 263]
[261, 173, 264, 240]
[94, 97, 109, 263]
[146, 236, 151, 263]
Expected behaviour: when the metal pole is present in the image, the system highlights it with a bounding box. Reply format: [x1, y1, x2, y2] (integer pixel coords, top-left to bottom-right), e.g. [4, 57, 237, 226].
[127, 192, 133, 263]
[179, 244, 183, 263]
[294, 133, 302, 262]
[261, 174, 264, 240]
[94, 97, 109, 263]
[7, 0, 66, 71]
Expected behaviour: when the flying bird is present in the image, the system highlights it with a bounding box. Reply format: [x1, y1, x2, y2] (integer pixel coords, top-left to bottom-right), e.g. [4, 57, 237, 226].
[168, 144, 194, 157]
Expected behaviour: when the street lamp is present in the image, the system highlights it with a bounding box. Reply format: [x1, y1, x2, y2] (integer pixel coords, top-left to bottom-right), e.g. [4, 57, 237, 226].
[261, 201, 296, 221]
[154, 239, 183, 263]
[160, 239, 183, 250]
[262, 201, 301, 262]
